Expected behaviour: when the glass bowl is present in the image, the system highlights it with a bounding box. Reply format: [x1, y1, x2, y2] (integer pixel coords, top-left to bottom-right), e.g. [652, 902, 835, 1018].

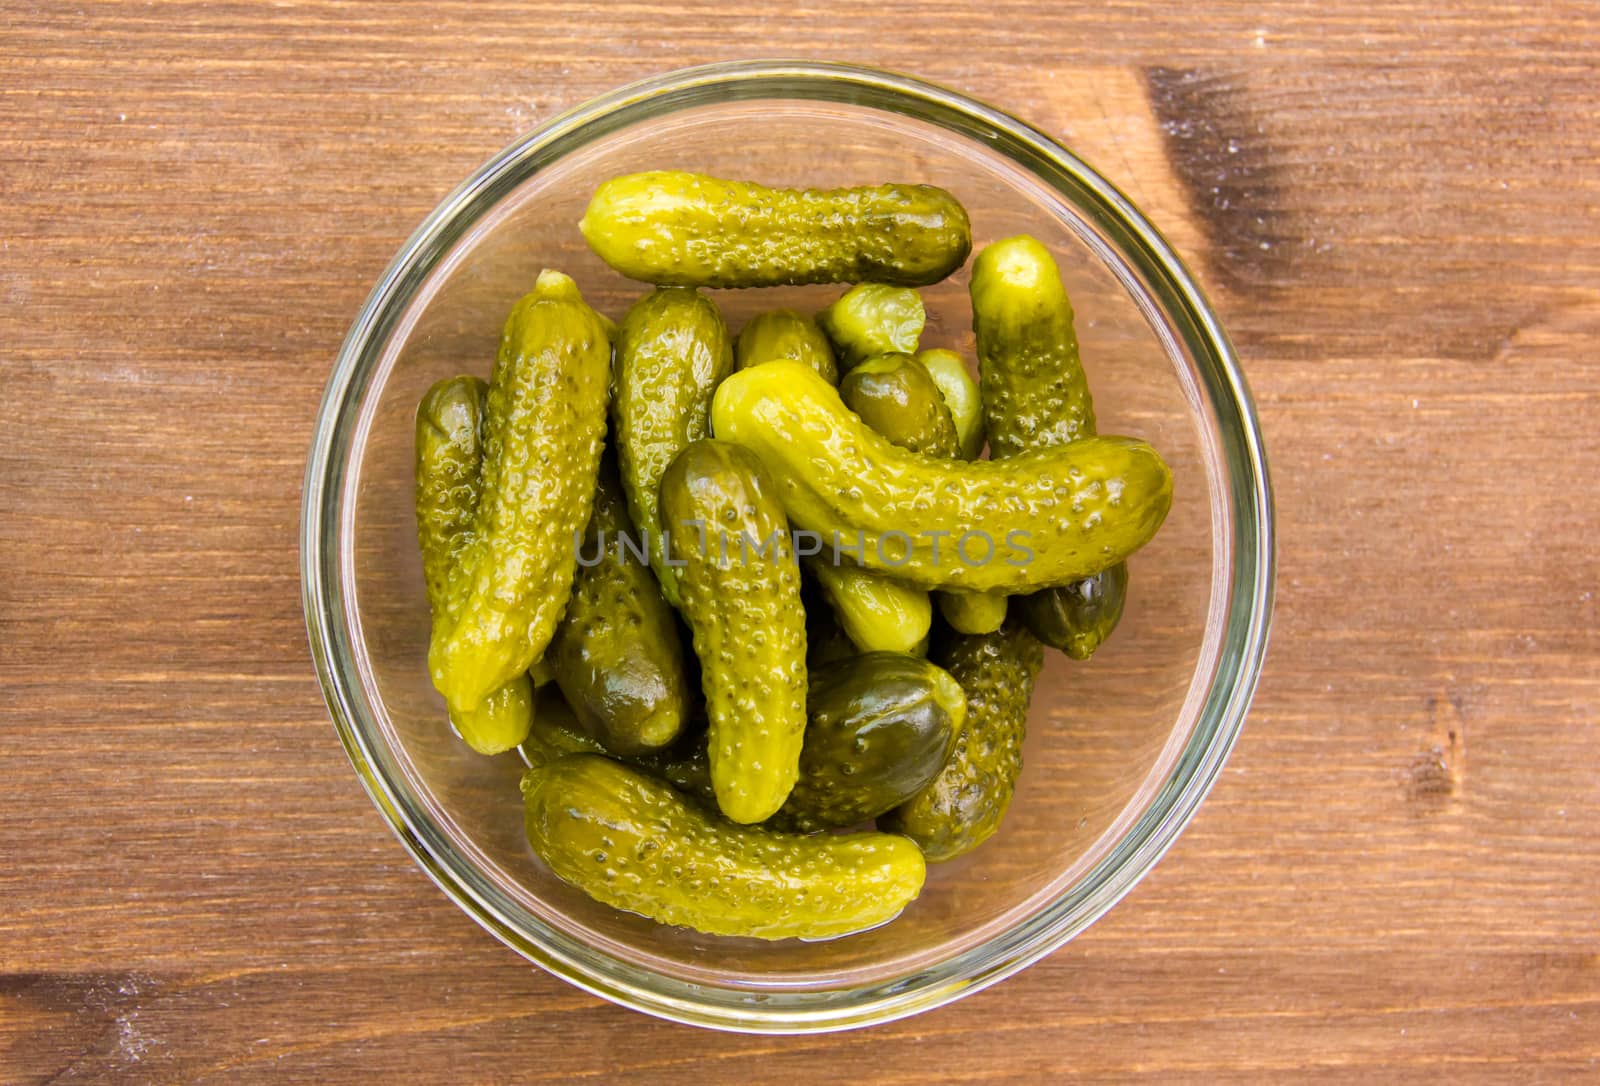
[301, 60, 1274, 1033]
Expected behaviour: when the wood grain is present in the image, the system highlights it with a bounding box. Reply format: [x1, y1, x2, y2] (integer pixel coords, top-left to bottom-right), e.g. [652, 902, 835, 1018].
[3, 2, 1599, 1081]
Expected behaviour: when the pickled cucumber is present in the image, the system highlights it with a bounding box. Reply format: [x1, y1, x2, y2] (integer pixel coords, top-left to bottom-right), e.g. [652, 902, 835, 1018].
[612, 287, 735, 608]
[523, 754, 925, 940]
[819, 284, 925, 370]
[917, 348, 985, 461]
[735, 309, 838, 384]
[972, 235, 1129, 657]
[810, 559, 930, 656]
[660, 440, 808, 823]
[431, 271, 611, 714]
[581, 172, 971, 289]
[881, 621, 1043, 862]
[414, 376, 533, 754]
[775, 653, 964, 833]
[548, 452, 690, 756]
[838, 353, 958, 458]
[711, 361, 1172, 593]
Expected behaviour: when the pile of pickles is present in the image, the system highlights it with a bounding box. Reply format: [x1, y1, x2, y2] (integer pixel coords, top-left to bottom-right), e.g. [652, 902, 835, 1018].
[414, 171, 1173, 941]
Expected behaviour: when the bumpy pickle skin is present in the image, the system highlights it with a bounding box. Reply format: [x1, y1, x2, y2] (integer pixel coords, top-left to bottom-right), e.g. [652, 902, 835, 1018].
[710, 361, 1172, 593]
[734, 309, 839, 384]
[880, 621, 1044, 862]
[548, 452, 691, 756]
[819, 350, 957, 651]
[659, 439, 808, 824]
[414, 376, 534, 754]
[917, 348, 986, 460]
[773, 652, 964, 833]
[580, 171, 971, 289]
[430, 272, 612, 714]
[971, 235, 1129, 657]
[612, 287, 735, 609]
[522, 754, 926, 940]
[819, 284, 926, 370]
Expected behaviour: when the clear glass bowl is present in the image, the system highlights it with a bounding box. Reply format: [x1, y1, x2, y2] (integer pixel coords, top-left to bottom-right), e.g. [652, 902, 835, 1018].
[301, 60, 1274, 1033]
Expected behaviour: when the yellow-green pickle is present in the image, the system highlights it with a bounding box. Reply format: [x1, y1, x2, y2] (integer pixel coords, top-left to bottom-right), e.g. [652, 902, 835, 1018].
[809, 560, 930, 656]
[881, 620, 1044, 861]
[612, 286, 734, 608]
[711, 361, 1172, 592]
[972, 235, 1130, 658]
[547, 453, 690, 756]
[413, 375, 534, 754]
[734, 309, 839, 384]
[818, 284, 926, 369]
[522, 754, 926, 940]
[431, 271, 612, 715]
[917, 348, 986, 460]
[659, 439, 808, 824]
[580, 171, 971, 288]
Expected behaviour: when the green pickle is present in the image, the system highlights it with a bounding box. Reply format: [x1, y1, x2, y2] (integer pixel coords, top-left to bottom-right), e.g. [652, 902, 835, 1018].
[917, 348, 986, 460]
[547, 453, 690, 756]
[711, 361, 1173, 593]
[660, 440, 808, 824]
[775, 653, 964, 833]
[735, 309, 839, 384]
[612, 287, 735, 608]
[821, 350, 956, 652]
[972, 235, 1129, 658]
[414, 376, 534, 754]
[838, 353, 959, 458]
[809, 559, 930, 656]
[819, 284, 926, 370]
[431, 271, 611, 715]
[580, 171, 971, 289]
[523, 754, 925, 940]
[881, 621, 1044, 862]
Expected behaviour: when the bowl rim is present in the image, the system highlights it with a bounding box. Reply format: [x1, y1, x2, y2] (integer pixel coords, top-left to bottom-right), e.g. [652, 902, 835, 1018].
[301, 58, 1275, 1033]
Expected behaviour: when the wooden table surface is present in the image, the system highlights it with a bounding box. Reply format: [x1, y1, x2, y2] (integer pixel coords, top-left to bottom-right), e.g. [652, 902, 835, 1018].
[5, 2, 1599, 1081]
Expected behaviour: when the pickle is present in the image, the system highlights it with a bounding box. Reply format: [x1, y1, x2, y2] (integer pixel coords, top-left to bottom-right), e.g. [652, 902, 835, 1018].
[414, 376, 533, 754]
[819, 285, 925, 370]
[523, 754, 925, 940]
[1017, 558, 1129, 660]
[839, 353, 1005, 636]
[917, 348, 985, 460]
[735, 309, 838, 384]
[660, 440, 808, 823]
[809, 559, 930, 656]
[548, 452, 690, 756]
[775, 653, 964, 833]
[581, 171, 970, 289]
[818, 351, 957, 651]
[430, 271, 611, 714]
[880, 621, 1043, 862]
[838, 353, 958, 458]
[972, 235, 1129, 657]
[612, 287, 735, 608]
[711, 361, 1172, 593]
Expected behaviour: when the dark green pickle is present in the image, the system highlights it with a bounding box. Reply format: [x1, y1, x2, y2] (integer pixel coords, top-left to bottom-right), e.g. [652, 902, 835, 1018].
[881, 621, 1044, 862]
[773, 653, 965, 833]
[547, 453, 690, 756]
[580, 171, 971, 288]
[971, 235, 1130, 657]
[839, 353, 960, 458]
[735, 309, 839, 384]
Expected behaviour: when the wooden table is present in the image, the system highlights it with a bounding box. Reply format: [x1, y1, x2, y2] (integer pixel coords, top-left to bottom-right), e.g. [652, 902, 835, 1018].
[5, 3, 1598, 1081]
